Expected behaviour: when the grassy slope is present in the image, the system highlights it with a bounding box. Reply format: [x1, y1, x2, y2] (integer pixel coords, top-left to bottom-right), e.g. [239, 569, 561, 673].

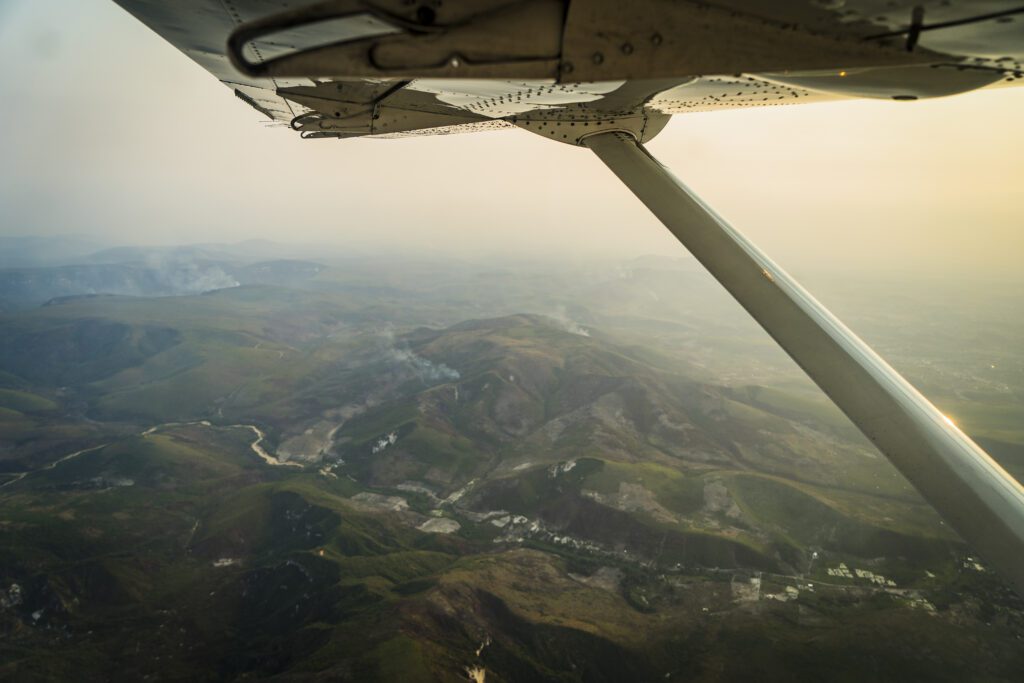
[0, 389, 57, 413]
[0, 289, 1021, 679]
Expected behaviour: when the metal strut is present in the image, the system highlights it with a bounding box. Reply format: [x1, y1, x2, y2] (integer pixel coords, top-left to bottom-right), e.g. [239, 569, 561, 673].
[583, 131, 1024, 596]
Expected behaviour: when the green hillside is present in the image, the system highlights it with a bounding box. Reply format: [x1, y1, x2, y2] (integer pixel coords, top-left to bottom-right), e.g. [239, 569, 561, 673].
[1, 269, 1022, 681]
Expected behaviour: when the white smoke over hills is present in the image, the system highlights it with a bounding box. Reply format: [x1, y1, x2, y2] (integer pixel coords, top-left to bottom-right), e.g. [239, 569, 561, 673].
[0, 244, 245, 310]
[548, 306, 591, 337]
[387, 347, 461, 383]
[0, 261, 239, 310]
[376, 329, 460, 384]
[140, 253, 239, 294]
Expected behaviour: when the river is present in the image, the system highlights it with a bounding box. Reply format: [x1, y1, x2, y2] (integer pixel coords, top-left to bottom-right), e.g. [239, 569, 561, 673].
[0, 420, 301, 490]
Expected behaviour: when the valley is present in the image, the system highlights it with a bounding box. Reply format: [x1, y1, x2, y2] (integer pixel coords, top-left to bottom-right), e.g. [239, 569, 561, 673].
[1, 248, 1022, 681]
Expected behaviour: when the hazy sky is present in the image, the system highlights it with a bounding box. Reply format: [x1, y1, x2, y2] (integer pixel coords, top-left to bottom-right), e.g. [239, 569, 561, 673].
[1, 0, 1022, 277]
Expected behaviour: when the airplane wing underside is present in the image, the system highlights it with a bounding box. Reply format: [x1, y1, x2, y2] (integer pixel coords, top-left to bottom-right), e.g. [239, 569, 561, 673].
[114, 0, 1024, 140]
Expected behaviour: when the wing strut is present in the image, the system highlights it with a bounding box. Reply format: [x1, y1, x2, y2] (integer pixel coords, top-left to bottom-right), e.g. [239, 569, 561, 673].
[583, 131, 1024, 595]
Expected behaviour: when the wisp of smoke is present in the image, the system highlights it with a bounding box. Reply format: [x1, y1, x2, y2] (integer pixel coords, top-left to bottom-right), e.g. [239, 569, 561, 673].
[388, 348, 461, 382]
[376, 328, 460, 383]
[142, 252, 239, 294]
[549, 305, 591, 337]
